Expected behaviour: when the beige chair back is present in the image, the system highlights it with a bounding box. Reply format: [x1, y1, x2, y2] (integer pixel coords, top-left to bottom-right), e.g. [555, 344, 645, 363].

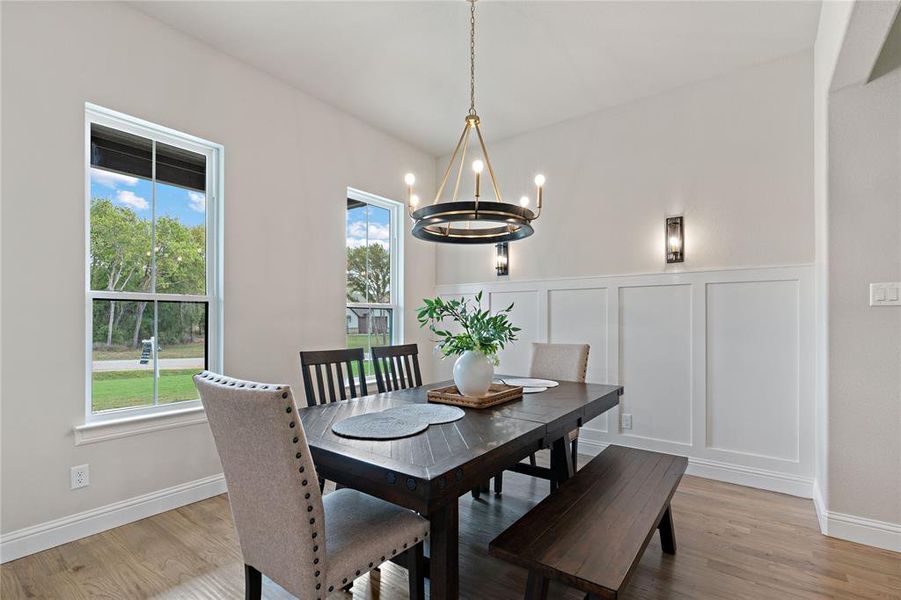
[529, 343, 590, 382]
[194, 372, 326, 598]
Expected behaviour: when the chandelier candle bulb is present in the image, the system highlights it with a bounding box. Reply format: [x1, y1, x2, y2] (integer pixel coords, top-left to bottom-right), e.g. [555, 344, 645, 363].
[519, 195, 529, 207]
[472, 160, 484, 200]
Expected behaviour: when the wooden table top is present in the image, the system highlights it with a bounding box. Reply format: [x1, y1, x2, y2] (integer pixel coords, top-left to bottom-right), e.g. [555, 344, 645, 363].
[300, 379, 622, 488]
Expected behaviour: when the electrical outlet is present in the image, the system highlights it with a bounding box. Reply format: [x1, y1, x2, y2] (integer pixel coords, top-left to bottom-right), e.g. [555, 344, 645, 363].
[621, 413, 633, 430]
[71, 464, 90, 490]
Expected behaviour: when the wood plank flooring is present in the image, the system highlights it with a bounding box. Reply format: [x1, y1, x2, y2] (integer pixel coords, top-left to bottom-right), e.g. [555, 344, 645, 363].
[2, 463, 899, 599]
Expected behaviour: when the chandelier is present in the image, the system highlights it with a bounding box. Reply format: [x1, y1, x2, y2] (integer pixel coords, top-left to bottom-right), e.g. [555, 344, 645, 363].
[404, 0, 545, 244]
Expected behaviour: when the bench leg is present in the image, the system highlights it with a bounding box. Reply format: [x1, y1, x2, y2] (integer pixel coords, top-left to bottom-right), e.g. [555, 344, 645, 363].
[524, 571, 549, 600]
[244, 564, 261, 600]
[494, 472, 503, 495]
[658, 504, 677, 554]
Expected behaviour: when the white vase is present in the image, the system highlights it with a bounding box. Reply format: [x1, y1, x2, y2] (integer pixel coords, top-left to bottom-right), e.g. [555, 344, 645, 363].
[453, 350, 494, 397]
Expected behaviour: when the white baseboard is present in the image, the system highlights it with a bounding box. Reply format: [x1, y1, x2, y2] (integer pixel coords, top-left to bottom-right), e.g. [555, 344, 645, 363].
[578, 439, 813, 498]
[0, 473, 226, 564]
[823, 512, 901, 553]
[811, 481, 901, 553]
[812, 479, 828, 533]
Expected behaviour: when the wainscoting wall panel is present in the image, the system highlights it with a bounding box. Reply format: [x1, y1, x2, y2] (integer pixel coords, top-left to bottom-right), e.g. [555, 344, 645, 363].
[489, 290, 540, 377]
[434, 265, 815, 497]
[548, 287, 609, 432]
[706, 280, 801, 462]
[619, 285, 693, 446]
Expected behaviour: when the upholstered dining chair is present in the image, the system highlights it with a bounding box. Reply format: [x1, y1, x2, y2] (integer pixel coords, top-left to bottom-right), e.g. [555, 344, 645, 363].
[490, 343, 590, 496]
[194, 372, 428, 600]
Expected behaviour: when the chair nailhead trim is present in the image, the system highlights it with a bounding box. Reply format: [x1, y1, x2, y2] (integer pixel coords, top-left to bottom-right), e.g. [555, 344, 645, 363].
[314, 558, 319, 564]
[369, 562, 373, 567]
[313, 545, 318, 552]
[299, 466, 305, 473]
[296, 452, 302, 459]
[355, 570, 360, 576]
[309, 518, 315, 524]
[282, 392, 288, 398]
[293, 437, 299, 443]
[302, 479, 308, 486]
[285, 406, 292, 413]
[342, 578, 347, 584]
[315, 570, 320, 577]
[305, 493, 311, 499]
[316, 583, 321, 590]
[307, 506, 313, 512]
[289, 421, 295, 428]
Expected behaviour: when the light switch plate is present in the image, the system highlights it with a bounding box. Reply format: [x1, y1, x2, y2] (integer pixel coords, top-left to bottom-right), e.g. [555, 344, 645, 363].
[870, 283, 901, 306]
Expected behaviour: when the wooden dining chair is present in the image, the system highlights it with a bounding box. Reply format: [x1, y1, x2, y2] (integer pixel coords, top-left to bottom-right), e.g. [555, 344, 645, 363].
[299, 348, 368, 407]
[371, 343, 423, 393]
[491, 343, 590, 496]
[194, 371, 428, 600]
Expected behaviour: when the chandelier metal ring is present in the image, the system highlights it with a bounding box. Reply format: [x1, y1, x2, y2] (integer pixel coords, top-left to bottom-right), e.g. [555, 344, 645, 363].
[410, 201, 535, 244]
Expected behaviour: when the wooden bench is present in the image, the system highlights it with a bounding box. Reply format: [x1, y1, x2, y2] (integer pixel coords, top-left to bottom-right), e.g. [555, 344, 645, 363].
[489, 445, 687, 600]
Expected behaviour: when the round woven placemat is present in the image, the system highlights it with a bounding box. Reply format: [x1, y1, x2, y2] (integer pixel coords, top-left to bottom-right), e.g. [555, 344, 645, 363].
[331, 413, 429, 440]
[383, 404, 466, 425]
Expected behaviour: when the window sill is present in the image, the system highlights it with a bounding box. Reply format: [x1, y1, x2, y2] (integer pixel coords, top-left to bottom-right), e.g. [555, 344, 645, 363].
[74, 405, 207, 446]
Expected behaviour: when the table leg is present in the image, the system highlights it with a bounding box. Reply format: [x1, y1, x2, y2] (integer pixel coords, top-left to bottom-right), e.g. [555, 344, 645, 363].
[428, 500, 459, 600]
[550, 435, 575, 489]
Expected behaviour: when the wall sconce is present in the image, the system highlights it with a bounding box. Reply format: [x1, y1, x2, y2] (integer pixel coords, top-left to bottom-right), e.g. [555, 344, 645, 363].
[495, 242, 509, 276]
[665, 216, 684, 264]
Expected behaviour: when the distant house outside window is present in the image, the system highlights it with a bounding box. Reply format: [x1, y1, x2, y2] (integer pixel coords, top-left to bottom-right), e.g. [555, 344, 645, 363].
[346, 188, 403, 376]
[85, 104, 223, 420]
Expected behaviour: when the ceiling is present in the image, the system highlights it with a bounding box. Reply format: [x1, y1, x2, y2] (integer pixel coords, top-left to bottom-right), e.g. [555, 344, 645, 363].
[133, 1, 821, 155]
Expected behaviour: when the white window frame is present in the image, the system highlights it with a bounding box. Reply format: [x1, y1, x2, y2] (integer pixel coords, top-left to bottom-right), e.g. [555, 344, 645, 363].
[346, 187, 404, 363]
[84, 103, 224, 424]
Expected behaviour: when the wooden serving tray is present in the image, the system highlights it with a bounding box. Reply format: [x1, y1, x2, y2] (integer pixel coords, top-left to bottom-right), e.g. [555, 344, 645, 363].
[427, 383, 523, 409]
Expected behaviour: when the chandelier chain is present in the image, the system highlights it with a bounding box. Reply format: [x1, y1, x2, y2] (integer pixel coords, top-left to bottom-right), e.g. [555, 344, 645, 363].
[469, 0, 476, 116]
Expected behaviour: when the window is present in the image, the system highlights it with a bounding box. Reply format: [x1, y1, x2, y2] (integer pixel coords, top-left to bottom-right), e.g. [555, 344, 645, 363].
[345, 188, 403, 376]
[86, 104, 222, 420]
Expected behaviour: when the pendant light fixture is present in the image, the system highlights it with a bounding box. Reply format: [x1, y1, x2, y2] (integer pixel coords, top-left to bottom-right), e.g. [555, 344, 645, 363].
[404, 0, 545, 244]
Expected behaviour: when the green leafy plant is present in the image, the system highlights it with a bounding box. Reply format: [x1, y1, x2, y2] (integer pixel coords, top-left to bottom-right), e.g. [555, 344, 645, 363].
[417, 292, 520, 364]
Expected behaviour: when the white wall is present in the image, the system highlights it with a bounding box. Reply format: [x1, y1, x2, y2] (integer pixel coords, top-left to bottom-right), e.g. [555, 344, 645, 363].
[812, 0, 855, 525]
[0, 1, 436, 554]
[435, 51, 814, 285]
[827, 66, 901, 541]
[811, 0, 901, 552]
[435, 265, 815, 497]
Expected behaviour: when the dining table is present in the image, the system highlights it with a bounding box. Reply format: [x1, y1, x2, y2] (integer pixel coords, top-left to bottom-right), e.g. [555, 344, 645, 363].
[299, 378, 623, 600]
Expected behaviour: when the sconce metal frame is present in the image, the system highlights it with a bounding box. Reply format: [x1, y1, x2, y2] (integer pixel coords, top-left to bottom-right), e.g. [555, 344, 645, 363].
[495, 241, 509, 276]
[666, 216, 684, 264]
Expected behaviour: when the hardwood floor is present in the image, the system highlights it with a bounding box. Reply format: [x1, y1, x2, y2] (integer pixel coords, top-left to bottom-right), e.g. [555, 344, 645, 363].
[2, 465, 899, 599]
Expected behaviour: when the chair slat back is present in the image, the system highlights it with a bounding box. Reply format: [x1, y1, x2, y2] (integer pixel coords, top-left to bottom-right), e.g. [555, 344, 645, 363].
[371, 344, 423, 393]
[299, 348, 368, 406]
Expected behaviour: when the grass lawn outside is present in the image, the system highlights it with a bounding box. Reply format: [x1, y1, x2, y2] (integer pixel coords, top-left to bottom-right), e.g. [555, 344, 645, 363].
[92, 342, 205, 361]
[345, 333, 391, 377]
[92, 368, 199, 412]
